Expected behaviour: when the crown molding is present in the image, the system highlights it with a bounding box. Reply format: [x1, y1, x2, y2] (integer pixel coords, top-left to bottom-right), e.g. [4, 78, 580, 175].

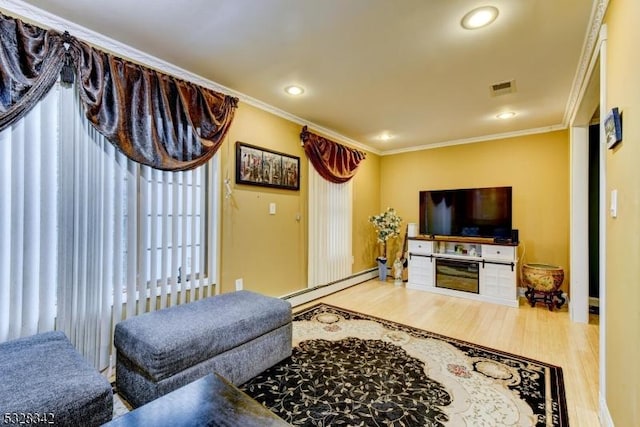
[381, 124, 567, 156]
[0, 0, 379, 156]
[563, 0, 609, 126]
[1, 0, 599, 159]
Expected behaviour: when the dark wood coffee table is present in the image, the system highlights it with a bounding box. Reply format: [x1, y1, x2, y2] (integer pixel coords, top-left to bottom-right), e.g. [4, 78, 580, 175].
[105, 373, 289, 427]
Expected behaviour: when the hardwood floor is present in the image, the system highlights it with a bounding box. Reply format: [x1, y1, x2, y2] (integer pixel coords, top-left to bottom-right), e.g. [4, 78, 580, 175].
[295, 279, 601, 426]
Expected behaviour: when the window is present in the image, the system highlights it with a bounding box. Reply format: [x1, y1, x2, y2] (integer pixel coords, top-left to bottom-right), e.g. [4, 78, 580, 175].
[138, 164, 214, 300]
[1, 81, 219, 370]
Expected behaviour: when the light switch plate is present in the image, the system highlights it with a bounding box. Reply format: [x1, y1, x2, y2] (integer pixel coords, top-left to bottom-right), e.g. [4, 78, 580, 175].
[269, 202, 276, 215]
[610, 189, 617, 218]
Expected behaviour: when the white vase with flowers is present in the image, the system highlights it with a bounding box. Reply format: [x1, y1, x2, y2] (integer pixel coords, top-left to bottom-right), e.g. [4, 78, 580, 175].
[368, 207, 402, 281]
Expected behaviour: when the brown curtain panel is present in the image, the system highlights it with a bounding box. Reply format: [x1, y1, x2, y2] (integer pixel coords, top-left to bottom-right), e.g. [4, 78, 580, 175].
[300, 125, 366, 183]
[0, 13, 238, 171]
[0, 13, 67, 132]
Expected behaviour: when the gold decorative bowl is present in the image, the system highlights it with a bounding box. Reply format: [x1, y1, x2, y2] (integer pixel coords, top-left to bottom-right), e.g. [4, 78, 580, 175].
[522, 263, 564, 292]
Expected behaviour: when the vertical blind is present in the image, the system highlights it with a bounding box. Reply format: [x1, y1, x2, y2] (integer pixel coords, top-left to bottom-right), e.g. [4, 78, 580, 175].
[0, 82, 218, 371]
[308, 161, 353, 287]
[0, 87, 59, 341]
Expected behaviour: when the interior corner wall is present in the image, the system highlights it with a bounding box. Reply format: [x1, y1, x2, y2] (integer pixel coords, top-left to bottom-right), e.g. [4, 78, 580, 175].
[219, 102, 381, 297]
[603, 0, 640, 425]
[379, 130, 571, 293]
[352, 150, 382, 272]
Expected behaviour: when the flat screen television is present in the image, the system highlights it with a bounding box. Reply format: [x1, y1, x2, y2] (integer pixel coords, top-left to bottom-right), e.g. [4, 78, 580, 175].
[419, 186, 512, 238]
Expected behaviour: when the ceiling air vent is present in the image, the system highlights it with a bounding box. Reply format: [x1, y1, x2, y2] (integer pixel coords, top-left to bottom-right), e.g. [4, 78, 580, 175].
[490, 79, 516, 97]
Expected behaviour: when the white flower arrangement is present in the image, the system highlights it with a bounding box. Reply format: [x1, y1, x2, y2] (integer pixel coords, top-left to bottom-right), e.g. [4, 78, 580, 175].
[369, 207, 402, 260]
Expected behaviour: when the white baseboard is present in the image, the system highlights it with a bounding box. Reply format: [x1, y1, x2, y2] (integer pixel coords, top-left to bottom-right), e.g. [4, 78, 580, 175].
[600, 392, 614, 426]
[282, 269, 377, 307]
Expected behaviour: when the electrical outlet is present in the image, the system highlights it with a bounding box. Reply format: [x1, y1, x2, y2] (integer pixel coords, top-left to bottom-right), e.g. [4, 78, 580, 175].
[235, 278, 243, 291]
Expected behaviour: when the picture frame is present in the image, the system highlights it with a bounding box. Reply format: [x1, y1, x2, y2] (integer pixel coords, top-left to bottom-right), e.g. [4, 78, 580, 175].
[604, 107, 622, 149]
[235, 141, 300, 190]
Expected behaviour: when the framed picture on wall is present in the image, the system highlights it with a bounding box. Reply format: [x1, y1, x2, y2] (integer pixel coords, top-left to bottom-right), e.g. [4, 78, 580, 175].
[605, 107, 622, 149]
[235, 141, 300, 190]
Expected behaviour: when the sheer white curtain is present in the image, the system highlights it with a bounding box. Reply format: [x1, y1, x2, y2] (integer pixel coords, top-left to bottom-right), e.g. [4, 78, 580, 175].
[0, 82, 218, 371]
[308, 162, 353, 287]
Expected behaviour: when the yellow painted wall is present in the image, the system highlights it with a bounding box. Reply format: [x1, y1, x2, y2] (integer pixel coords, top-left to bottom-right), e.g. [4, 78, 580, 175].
[353, 150, 382, 270]
[219, 102, 381, 296]
[219, 103, 307, 296]
[603, 0, 640, 425]
[379, 131, 571, 292]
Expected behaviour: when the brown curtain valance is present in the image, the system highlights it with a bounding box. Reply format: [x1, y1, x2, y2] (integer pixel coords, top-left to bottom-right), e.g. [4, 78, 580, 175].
[73, 42, 238, 170]
[300, 125, 366, 183]
[0, 12, 238, 171]
[0, 14, 67, 131]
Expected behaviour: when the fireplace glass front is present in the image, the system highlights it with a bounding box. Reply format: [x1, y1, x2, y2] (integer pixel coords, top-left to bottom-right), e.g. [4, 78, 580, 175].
[435, 258, 479, 293]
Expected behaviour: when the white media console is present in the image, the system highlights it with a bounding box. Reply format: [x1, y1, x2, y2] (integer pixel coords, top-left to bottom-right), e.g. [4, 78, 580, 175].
[407, 236, 519, 307]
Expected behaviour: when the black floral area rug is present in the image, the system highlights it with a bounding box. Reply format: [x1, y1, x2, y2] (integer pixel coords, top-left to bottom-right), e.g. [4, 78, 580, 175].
[241, 304, 569, 427]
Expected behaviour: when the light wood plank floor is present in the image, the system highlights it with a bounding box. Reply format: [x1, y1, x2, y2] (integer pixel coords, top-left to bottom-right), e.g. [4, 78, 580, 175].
[295, 279, 601, 426]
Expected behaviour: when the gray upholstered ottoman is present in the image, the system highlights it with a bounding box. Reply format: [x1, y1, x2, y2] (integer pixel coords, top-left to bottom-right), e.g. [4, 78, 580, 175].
[0, 331, 113, 426]
[114, 290, 292, 408]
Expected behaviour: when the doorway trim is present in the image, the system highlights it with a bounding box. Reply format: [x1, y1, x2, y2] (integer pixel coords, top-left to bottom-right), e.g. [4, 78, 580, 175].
[569, 18, 610, 425]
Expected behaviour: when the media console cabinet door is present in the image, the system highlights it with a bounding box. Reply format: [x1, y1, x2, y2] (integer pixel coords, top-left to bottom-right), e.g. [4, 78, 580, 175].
[408, 254, 434, 288]
[481, 263, 517, 301]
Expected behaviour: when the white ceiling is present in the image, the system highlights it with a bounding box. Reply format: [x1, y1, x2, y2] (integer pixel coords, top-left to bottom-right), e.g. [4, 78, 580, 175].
[5, 0, 596, 154]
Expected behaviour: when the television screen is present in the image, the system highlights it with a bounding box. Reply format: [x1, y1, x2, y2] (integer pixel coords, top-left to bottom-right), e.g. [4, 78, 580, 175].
[419, 186, 512, 238]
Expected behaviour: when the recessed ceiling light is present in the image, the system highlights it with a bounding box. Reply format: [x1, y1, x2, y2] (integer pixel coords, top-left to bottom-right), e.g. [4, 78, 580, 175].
[496, 111, 516, 120]
[284, 85, 304, 96]
[379, 132, 393, 141]
[461, 6, 499, 30]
